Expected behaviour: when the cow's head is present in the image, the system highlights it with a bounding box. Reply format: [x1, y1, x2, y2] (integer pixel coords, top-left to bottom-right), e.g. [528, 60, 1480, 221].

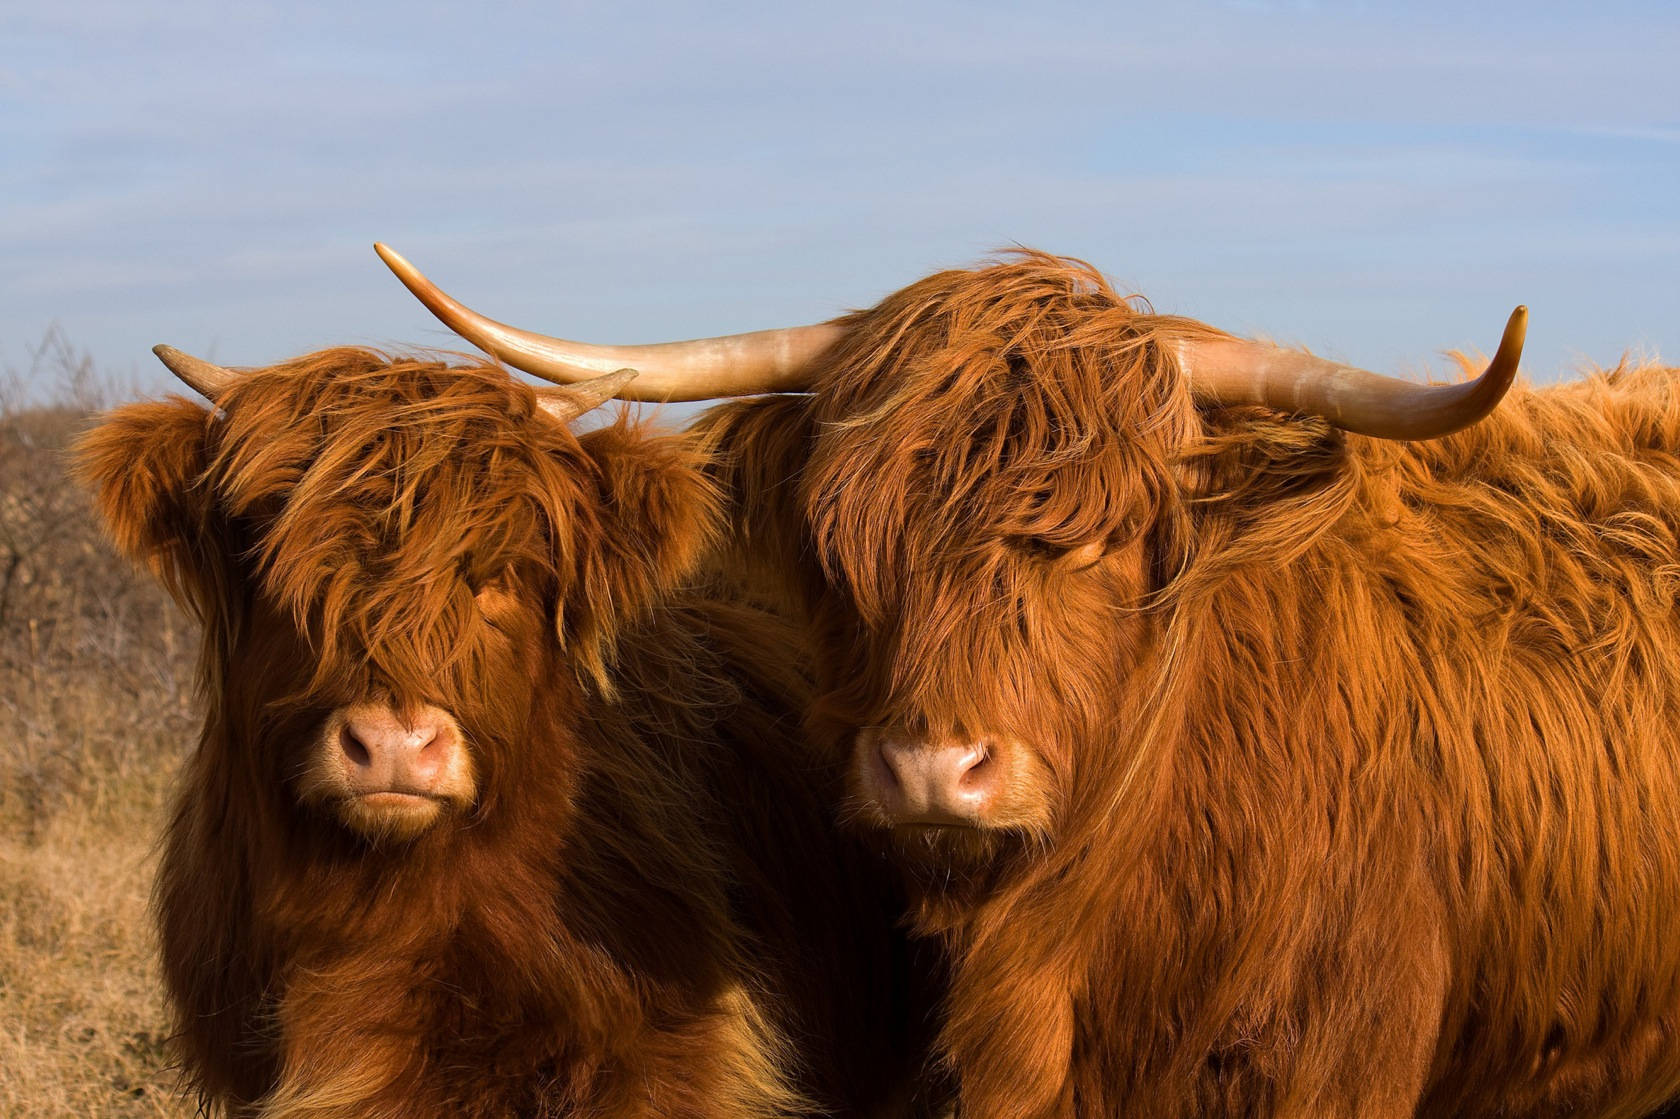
[375, 246, 1523, 889]
[77, 346, 715, 846]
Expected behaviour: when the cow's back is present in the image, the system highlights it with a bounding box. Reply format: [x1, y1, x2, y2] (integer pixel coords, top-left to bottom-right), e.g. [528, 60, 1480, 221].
[1363, 364, 1680, 1116]
[1107, 364, 1680, 1118]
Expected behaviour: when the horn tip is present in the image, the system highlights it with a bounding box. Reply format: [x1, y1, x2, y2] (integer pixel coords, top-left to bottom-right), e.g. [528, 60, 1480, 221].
[1497, 306, 1528, 359]
[373, 242, 431, 295]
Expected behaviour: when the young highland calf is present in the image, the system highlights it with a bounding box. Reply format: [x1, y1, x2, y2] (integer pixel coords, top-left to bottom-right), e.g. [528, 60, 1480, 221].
[381, 244, 1680, 1119]
[77, 347, 931, 1119]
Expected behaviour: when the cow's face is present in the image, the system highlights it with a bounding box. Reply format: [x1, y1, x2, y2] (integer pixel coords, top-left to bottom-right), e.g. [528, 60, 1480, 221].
[709, 257, 1198, 882]
[79, 350, 716, 846]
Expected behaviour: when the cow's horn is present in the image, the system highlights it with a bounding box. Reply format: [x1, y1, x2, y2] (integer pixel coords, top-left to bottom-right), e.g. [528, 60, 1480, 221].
[1179, 306, 1526, 440]
[536, 368, 640, 423]
[374, 243, 840, 402]
[153, 344, 241, 400]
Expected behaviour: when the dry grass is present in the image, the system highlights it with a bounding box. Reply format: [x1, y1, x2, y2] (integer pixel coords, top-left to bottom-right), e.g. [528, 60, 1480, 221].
[1, 336, 197, 1116]
[0, 811, 183, 1117]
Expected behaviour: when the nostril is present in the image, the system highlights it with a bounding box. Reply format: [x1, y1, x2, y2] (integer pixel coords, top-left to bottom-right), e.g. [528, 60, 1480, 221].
[957, 746, 993, 786]
[874, 740, 904, 791]
[339, 725, 372, 768]
[410, 726, 453, 774]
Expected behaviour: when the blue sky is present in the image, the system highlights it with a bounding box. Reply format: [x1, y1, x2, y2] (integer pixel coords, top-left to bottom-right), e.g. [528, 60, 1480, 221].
[5, 1, 1677, 403]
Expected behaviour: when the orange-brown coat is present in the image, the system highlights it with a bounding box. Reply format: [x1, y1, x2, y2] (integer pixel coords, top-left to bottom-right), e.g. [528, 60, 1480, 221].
[699, 253, 1680, 1119]
[78, 349, 932, 1119]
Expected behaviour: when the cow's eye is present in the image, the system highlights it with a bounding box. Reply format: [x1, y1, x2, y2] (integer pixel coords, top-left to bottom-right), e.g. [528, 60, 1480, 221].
[1012, 536, 1108, 571]
[1058, 540, 1107, 571]
[474, 572, 519, 617]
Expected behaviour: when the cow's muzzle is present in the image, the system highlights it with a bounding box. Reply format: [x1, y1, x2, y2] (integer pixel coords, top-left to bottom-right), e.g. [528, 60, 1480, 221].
[301, 702, 477, 841]
[862, 736, 1001, 827]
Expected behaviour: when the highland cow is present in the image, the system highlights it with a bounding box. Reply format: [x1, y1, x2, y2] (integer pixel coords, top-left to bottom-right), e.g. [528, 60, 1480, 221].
[76, 346, 933, 1119]
[382, 243, 1680, 1119]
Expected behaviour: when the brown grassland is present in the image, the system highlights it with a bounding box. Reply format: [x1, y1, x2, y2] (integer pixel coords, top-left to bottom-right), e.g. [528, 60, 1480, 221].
[0, 337, 195, 1116]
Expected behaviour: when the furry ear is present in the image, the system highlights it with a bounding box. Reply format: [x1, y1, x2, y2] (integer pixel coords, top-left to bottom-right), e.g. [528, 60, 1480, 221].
[690, 394, 820, 615]
[564, 423, 723, 689]
[73, 398, 226, 618]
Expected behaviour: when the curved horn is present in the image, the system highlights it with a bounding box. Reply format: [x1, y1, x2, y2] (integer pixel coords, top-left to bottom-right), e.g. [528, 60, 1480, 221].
[374, 243, 840, 402]
[153, 344, 241, 400]
[1180, 306, 1527, 440]
[535, 368, 640, 423]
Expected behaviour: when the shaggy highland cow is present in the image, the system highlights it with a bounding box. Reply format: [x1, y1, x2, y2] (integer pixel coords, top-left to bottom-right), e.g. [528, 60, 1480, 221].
[381, 244, 1680, 1119]
[76, 346, 933, 1119]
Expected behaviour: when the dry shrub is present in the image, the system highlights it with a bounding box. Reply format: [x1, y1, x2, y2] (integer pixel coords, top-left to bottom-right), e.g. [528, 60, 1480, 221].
[0, 332, 195, 1117]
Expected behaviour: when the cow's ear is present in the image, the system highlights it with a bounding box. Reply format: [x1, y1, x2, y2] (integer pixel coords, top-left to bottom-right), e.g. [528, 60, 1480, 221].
[73, 399, 223, 615]
[689, 394, 818, 613]
[565, 422, 722, 686]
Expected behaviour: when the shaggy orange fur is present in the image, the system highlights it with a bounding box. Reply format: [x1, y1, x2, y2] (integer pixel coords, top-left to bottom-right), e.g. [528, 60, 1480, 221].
[75, 350, 934, 1118]
[699, 253, 1680, 1118]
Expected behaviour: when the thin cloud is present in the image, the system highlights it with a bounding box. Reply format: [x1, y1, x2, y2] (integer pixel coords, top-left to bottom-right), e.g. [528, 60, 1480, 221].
[3, 0, 1677, 396]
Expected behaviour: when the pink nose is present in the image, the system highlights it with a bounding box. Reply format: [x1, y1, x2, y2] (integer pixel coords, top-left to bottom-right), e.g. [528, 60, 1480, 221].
[866, 737, 1001, 825]
[338, 705, 460, 797]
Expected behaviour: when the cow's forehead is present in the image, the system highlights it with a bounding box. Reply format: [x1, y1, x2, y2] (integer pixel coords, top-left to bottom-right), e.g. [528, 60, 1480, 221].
[201, 351, 599, 595]
[783, 257, 1208, 645]
[213, 357, 561, 497]
[803, 353, 1171, 558]
[216, 356, 543, 459]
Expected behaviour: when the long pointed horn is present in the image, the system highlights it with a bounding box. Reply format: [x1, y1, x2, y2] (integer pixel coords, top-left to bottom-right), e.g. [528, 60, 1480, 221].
[153, 344, 241, 400]
[535, 368, 640, 423]
[374, 243, 840, 402]
[1179, 306, 1526, 440]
